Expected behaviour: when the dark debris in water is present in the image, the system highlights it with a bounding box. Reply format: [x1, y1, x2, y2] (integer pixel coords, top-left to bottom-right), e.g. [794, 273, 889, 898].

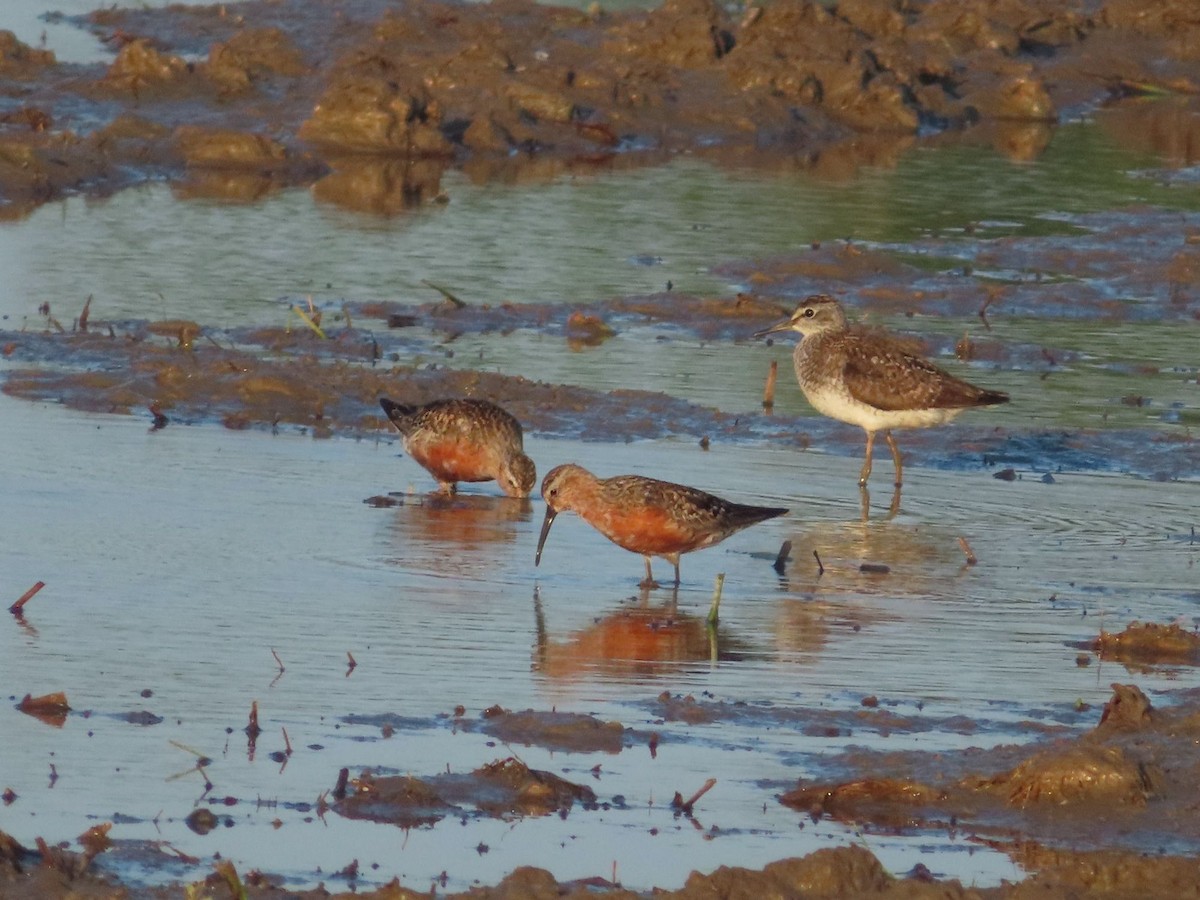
[335, 756, 596, 828]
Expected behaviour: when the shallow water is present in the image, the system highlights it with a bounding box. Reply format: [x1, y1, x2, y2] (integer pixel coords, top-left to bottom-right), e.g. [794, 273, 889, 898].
[2, 390, 1198, 891]
[3, 1, 1200, 891]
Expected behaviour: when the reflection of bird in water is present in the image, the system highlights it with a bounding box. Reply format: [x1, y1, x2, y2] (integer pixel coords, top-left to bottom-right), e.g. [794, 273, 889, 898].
[531, 588, 758, 681]
[534, 590, 711, 681]
[535, 464, 788, 588]
[755, 295, 1009, 487]
[389, 493, 532, 549]
[379, 397, 536, 497]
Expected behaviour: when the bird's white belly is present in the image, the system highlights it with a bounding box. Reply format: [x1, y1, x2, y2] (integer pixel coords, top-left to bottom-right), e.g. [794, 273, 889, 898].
[801, 383, 961, 432]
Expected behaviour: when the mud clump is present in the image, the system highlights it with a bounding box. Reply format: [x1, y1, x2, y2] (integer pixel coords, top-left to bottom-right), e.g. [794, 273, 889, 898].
[0, 30, 55, 74]
[1093, 621, 1200, 667]
[336, 756, 596, 827]
[780, 683, 1200, 857]
[477, 708, 627, 754]
[1, 0, 1200, 213]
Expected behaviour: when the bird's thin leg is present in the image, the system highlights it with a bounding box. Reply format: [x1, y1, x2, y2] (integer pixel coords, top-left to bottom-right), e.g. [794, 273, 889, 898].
[859, 431, 876, 486]
[672, 558, 681, 587]
[884, 430, 903, 487]
[639, 556, 659, 590]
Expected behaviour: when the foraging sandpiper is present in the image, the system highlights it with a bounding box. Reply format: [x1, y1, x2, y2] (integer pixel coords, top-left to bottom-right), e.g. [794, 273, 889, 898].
[755, 294, 1009, 487]
[379, 397, 536, 498]
[535, 463, 787, 587]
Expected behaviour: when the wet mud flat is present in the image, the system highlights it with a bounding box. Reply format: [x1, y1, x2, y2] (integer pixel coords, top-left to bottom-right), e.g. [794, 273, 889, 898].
[2, 143, 1200, 898]
[3, 0, 1200, 897]
[3, 202, 1198, 477]
[3, 0, 1200, 215]
[8, 676, 1200, 898]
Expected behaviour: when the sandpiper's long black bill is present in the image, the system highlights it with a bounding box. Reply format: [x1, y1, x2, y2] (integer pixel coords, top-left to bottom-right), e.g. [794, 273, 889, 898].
[753, 318, 792, 339]
[534, 507, 558, 566]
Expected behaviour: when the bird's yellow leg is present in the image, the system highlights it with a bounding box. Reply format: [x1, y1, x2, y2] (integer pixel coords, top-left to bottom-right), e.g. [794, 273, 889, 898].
[859, 431, 876, 487]
[884, 430, 903, 487]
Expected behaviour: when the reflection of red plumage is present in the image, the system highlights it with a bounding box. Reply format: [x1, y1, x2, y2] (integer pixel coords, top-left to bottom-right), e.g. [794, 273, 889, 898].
[535, 603, 713, 682]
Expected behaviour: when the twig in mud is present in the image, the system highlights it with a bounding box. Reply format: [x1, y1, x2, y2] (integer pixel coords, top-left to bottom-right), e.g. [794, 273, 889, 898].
[813, 550, 825, 576]
[773, 540, 791, 574]
[706, 573, 725, 626]
[422, 279, 466, 308]
[79, 295, 92, 333]
[672, 777, 717, 815]
[762, 360, 777, 410]
[957, 537, 978, 566]
[292, 305, 327, 339]
[168, 740, 212, 764]
[333, 767, 350, 800]
[978, 289, 1000, 330]
[346, 651, 357, 676]
[10, 581, 45, 613]
[245, 700, 263, 739]
[158, 843, 200, 865]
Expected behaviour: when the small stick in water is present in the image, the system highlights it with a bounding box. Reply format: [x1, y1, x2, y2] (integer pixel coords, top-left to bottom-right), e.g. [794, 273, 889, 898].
[773, 540, 791, 574]
[10, 581, 45, 613]
[673, 777, 717, 815]
[813, 550, 825, 576]
[245, 700, 263, 739]
[763, 360, 778, 410]
[957, 537, 978, 566]
[707, 573, 725, 626]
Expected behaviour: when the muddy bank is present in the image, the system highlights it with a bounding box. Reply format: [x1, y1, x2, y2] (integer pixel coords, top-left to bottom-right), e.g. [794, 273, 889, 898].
[9, 683, 1200, 897]
[3, 278, 1198, 477]
[779, 683, 1200, 858]
[3, 0, 1200, 214]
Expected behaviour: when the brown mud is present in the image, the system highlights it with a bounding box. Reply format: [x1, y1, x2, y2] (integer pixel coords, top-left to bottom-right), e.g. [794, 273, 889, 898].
[3, 0, 1200, 216]
[4, 1, 1200, 897]
[3, 251, 1198, 476]
[8, 684, 1200, 897]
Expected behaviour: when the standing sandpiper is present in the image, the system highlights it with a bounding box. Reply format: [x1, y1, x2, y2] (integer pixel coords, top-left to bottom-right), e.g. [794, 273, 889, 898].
[535, 464, 787, 588]
[379, 397, 537, 498]
[755, 295, 1009, 487]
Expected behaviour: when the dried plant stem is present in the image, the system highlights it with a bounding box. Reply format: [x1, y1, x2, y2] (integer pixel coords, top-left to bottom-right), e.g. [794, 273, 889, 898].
[10, 581, 45, 613]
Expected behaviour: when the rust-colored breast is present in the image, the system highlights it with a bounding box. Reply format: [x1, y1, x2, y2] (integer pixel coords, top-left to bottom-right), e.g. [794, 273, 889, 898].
[598, 505, 698, 556]
[410, 439, 495, 483]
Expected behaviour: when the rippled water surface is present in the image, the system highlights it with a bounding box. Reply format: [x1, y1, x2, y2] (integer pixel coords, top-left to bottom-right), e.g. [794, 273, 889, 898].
[3, 0, 1200, 891]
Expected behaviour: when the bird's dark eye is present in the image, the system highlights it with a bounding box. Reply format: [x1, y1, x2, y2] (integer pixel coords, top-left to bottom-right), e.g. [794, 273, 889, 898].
[804, 308, 816, 318]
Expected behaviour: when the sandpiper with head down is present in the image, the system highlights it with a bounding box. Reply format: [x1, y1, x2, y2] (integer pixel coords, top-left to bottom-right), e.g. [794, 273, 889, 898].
[379, 397, 537, 498]
[534, 463, 788, 588]
[755, 294, 1009, 487]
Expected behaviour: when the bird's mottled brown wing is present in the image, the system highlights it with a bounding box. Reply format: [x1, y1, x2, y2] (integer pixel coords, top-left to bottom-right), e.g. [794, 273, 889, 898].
[604, 476, 786, 541]
[841, 333, 1001, 412]
[415, 399, 523, 446]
